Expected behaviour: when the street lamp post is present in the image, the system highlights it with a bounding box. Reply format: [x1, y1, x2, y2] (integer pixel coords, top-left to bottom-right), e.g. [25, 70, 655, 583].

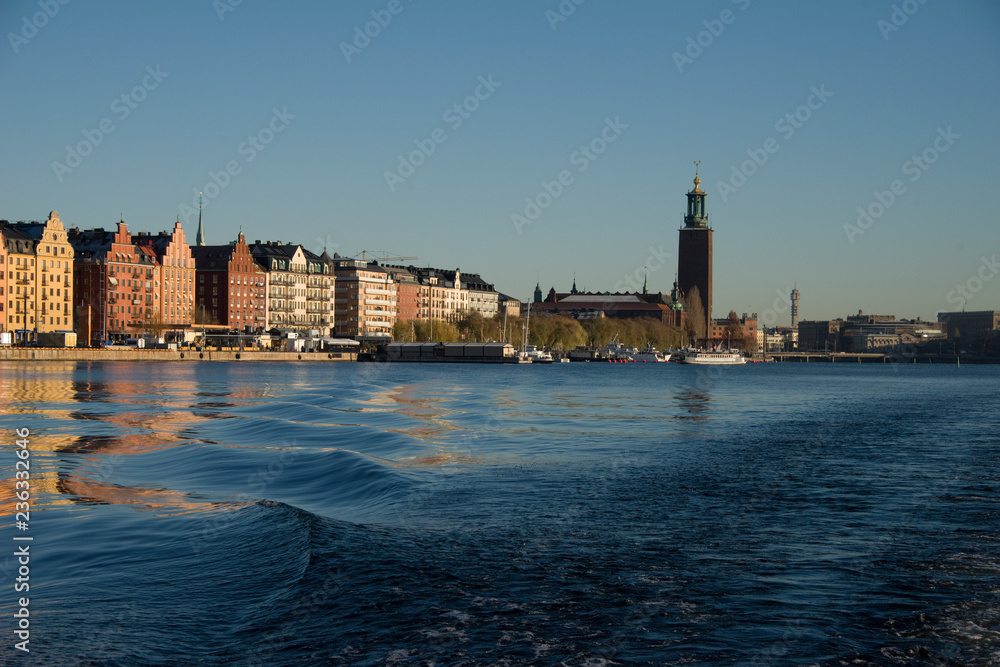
[22, 277, 28, 347]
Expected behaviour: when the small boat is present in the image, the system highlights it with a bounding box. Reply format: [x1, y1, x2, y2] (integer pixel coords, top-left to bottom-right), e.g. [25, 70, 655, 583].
[598, 341, 638, 362]
[520, 344, 554, 364]
[568, 345, 601, 361]
[632, 345, 671, 363]
[679, 348, 746, 365]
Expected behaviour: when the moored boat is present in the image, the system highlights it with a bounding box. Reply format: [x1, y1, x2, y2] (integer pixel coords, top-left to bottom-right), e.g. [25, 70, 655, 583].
[520, 344, 554, 364]
[598, 341, 638, 362]
[632, 345, 671, 363]
[679, 349, 746, 365]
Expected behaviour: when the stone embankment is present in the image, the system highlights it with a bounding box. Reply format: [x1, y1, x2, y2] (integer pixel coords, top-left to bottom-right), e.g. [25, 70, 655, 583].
[0, 348, 356, 362]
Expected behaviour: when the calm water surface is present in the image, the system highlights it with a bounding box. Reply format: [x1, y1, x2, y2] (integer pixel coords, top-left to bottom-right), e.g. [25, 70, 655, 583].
[0, 360, 998, 666]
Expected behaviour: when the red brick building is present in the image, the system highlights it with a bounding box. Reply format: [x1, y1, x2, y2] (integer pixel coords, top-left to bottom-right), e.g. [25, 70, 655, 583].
[133, 221, 195, 329]
[383, 266, 426, 321]
[70, 221, 160, 343]
[192, 233, 267, 329]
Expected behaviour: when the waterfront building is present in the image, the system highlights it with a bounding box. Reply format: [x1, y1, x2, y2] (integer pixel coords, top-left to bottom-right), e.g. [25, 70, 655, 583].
[382, 265, 426, 321]
[498, 293, 522, 319]
[1, 212, 74, 341]
[531, 289, 680, 323]
[677, 167, 713, 340]
[332, 256, 396, 341]
[250, 241, 335, 333]
[846, 310, 895, 324]
[69, 221, 161, 343]
[382, 265, 500, 322]
[133, 221, 195, 330]
[854, 333, 901, 354]
[937, 310, 1000, 348]
[0, 226, 6, 335]
[192, 233, 267, 330]
[764, 326, 799, 352]
[799, 313, 945, 352]
[709, 313, 758, 351]
[790, 287, 800, 328]
[2, 225, 38, 343]
[464, 272, 499, 319]
[798, 319, 844, 352]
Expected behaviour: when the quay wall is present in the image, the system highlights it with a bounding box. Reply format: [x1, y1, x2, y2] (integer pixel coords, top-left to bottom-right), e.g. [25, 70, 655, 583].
[0, 348, 356, 362]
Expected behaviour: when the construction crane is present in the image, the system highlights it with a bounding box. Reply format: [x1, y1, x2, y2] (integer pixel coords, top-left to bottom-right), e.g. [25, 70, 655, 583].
[353, 250, 418, 263]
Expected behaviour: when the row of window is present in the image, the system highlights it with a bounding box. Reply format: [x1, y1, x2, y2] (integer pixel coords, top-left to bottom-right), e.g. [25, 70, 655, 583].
[8, 315, 68, 325]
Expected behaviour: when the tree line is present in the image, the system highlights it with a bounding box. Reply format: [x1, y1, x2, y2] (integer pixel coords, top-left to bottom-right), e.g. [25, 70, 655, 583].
[392, 310, 689, 351]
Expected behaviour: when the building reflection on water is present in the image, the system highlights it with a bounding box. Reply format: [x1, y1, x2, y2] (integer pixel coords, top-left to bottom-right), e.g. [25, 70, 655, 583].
[673, 389, 712, 421]
[0, 363, 229, 518]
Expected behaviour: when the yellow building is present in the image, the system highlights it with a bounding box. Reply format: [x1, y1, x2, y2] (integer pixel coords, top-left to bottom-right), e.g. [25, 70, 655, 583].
[33, 211, 75, 332]
[3, 224, 38, 344]
[1, 212, 74, 341]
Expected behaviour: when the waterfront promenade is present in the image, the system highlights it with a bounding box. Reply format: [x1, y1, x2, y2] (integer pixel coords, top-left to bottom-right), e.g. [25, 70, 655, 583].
[0, 348, 356, 362]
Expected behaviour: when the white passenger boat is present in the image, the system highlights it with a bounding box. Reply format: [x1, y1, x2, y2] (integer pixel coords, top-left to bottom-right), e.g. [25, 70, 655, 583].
[679, 349, 746, 365]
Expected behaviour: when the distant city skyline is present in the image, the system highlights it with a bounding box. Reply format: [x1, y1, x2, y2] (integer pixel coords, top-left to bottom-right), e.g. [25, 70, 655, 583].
[3, 1, 998, 322]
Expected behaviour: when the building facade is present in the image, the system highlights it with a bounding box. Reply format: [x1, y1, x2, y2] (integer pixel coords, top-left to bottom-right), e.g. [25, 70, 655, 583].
[133, 221, 195, 329]
[333, 257, 396, 341]
[192, 233, 268, 330]
[70, 221, 160, 342]
[2, 212, 75, 342]
[382, 265, 500, 323]
[464, 272, 499, 319]
[0, 226, 6, 335]
[798, 319, 843, 351]
[250, 241, 335, 332]
[3, 226, 37, 343]
[383, 266, 426, 322]
[709, 312, 758, 351]
[498, 293, 522, 319]
[937, 310, 1000, 347]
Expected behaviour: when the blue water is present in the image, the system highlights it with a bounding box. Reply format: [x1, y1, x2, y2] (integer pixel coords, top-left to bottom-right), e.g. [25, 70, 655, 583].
[1, 361, 999, 665]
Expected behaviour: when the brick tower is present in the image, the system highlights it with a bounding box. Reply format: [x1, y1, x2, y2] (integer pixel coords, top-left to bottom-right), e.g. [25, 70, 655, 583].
[677, 164, 713, 340]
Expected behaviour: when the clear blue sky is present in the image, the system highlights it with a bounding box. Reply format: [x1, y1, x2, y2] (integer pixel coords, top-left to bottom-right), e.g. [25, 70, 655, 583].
[3, 0, 998, 323]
